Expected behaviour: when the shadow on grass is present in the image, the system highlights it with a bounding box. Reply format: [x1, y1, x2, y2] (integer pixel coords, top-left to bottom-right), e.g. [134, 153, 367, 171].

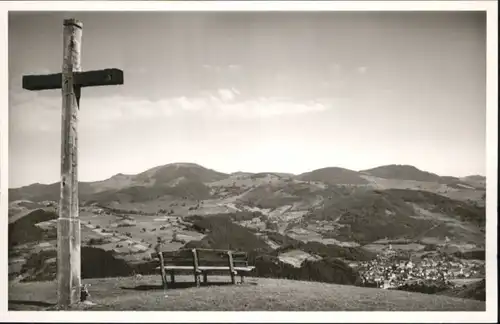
[121, 281, 257, 291]
[9, 300, 56, 307]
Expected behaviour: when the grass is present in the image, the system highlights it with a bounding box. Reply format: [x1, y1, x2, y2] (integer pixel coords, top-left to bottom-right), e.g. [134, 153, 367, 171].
[9, 275, 485, 311]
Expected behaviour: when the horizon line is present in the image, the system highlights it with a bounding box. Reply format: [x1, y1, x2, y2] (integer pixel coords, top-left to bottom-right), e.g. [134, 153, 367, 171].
[8, 161, 486, 189]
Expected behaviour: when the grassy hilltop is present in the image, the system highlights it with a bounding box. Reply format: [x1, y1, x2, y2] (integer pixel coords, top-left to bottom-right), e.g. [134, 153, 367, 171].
[8, 275, 485, 311]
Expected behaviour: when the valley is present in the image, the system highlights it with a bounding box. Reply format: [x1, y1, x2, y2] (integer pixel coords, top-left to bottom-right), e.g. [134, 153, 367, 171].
[8, 163, 486, 299]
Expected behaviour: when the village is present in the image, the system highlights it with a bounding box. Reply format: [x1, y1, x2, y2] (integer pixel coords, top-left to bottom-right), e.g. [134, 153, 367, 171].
[353, 246, 485, 290]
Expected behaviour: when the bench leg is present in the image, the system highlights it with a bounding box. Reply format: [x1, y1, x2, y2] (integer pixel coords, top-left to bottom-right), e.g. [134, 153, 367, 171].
[161, 274, 168, 289]
[194, 271, 201, 287]
[240, 274, 245, 284]
[203, 272, 208, 284]
[170, 272, 175, 285]
[230, 271, 236, 285]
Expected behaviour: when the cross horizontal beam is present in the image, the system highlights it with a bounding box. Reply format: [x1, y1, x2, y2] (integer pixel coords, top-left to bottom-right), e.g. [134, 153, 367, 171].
[22, 68, 124, 91]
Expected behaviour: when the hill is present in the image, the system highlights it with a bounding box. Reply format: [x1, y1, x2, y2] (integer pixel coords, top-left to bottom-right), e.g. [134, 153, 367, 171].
[86, 179, 212, 205]
[460, 175, 486, 190]
[8, 209, 58, 247]
[9, 163, 485, 208]
[361, 164, 444, 182]
[9, 163, 228, 202]
[9, 183, 64, 202]
[301, 187, 484, 245]
[360, 164, 477, 189]
[8, 162, 486, 298]
[8, 162, 485, 251]
[439, 279, 486, 301]
[8, 275, 485, 311]
[297, 167, 369, 185]
[133, 163, 228, 186]
[17, 247, 135, 282]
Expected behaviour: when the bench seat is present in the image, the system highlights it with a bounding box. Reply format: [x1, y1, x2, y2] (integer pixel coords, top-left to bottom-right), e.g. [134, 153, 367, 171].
[152, 248, 255, 288]
[157, 265, 255, 271]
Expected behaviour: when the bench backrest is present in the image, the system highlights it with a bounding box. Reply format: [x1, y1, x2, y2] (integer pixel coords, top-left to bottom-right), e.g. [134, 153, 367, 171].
[151, 248, 249, 268]
[196, 249, 249, 268]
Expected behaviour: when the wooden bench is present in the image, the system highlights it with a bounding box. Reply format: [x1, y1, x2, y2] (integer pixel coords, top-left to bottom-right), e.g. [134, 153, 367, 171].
[151, 248, 255, 288]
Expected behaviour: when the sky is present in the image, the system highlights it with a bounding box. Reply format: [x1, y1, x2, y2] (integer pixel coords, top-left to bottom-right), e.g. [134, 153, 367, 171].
[8, 11, 486, 188]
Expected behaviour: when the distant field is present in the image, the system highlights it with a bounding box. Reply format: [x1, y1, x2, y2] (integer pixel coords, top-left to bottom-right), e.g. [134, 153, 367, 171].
[8, 275, 485, 311]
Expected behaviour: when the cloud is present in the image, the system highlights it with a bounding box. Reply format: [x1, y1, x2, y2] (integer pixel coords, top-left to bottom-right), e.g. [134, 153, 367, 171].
[9, 87, 331, 134]
[202, 64, 242, 73]
[201, 64, 222, 73]
[356, 66, 368, 74]
[328, 63, 341, 74]
[9, 91, 60, 134]
[216, 98, 328, 119]
[320, 81, 331, 89]
[218, 88, 238, 102]
[228, 64, 242, 71]
[9, 90, 176, 134]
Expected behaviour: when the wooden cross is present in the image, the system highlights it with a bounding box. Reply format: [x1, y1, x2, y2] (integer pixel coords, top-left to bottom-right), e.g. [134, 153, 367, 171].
[21, 18, 124, 308]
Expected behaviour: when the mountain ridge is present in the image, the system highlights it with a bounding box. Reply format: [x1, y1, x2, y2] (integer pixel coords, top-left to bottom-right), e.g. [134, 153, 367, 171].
[10, 162, 483, 190]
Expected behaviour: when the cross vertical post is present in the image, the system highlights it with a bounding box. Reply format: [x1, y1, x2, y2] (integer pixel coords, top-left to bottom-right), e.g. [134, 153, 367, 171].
[58, 18, 82, 308]
[21, 18, 124, 309]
